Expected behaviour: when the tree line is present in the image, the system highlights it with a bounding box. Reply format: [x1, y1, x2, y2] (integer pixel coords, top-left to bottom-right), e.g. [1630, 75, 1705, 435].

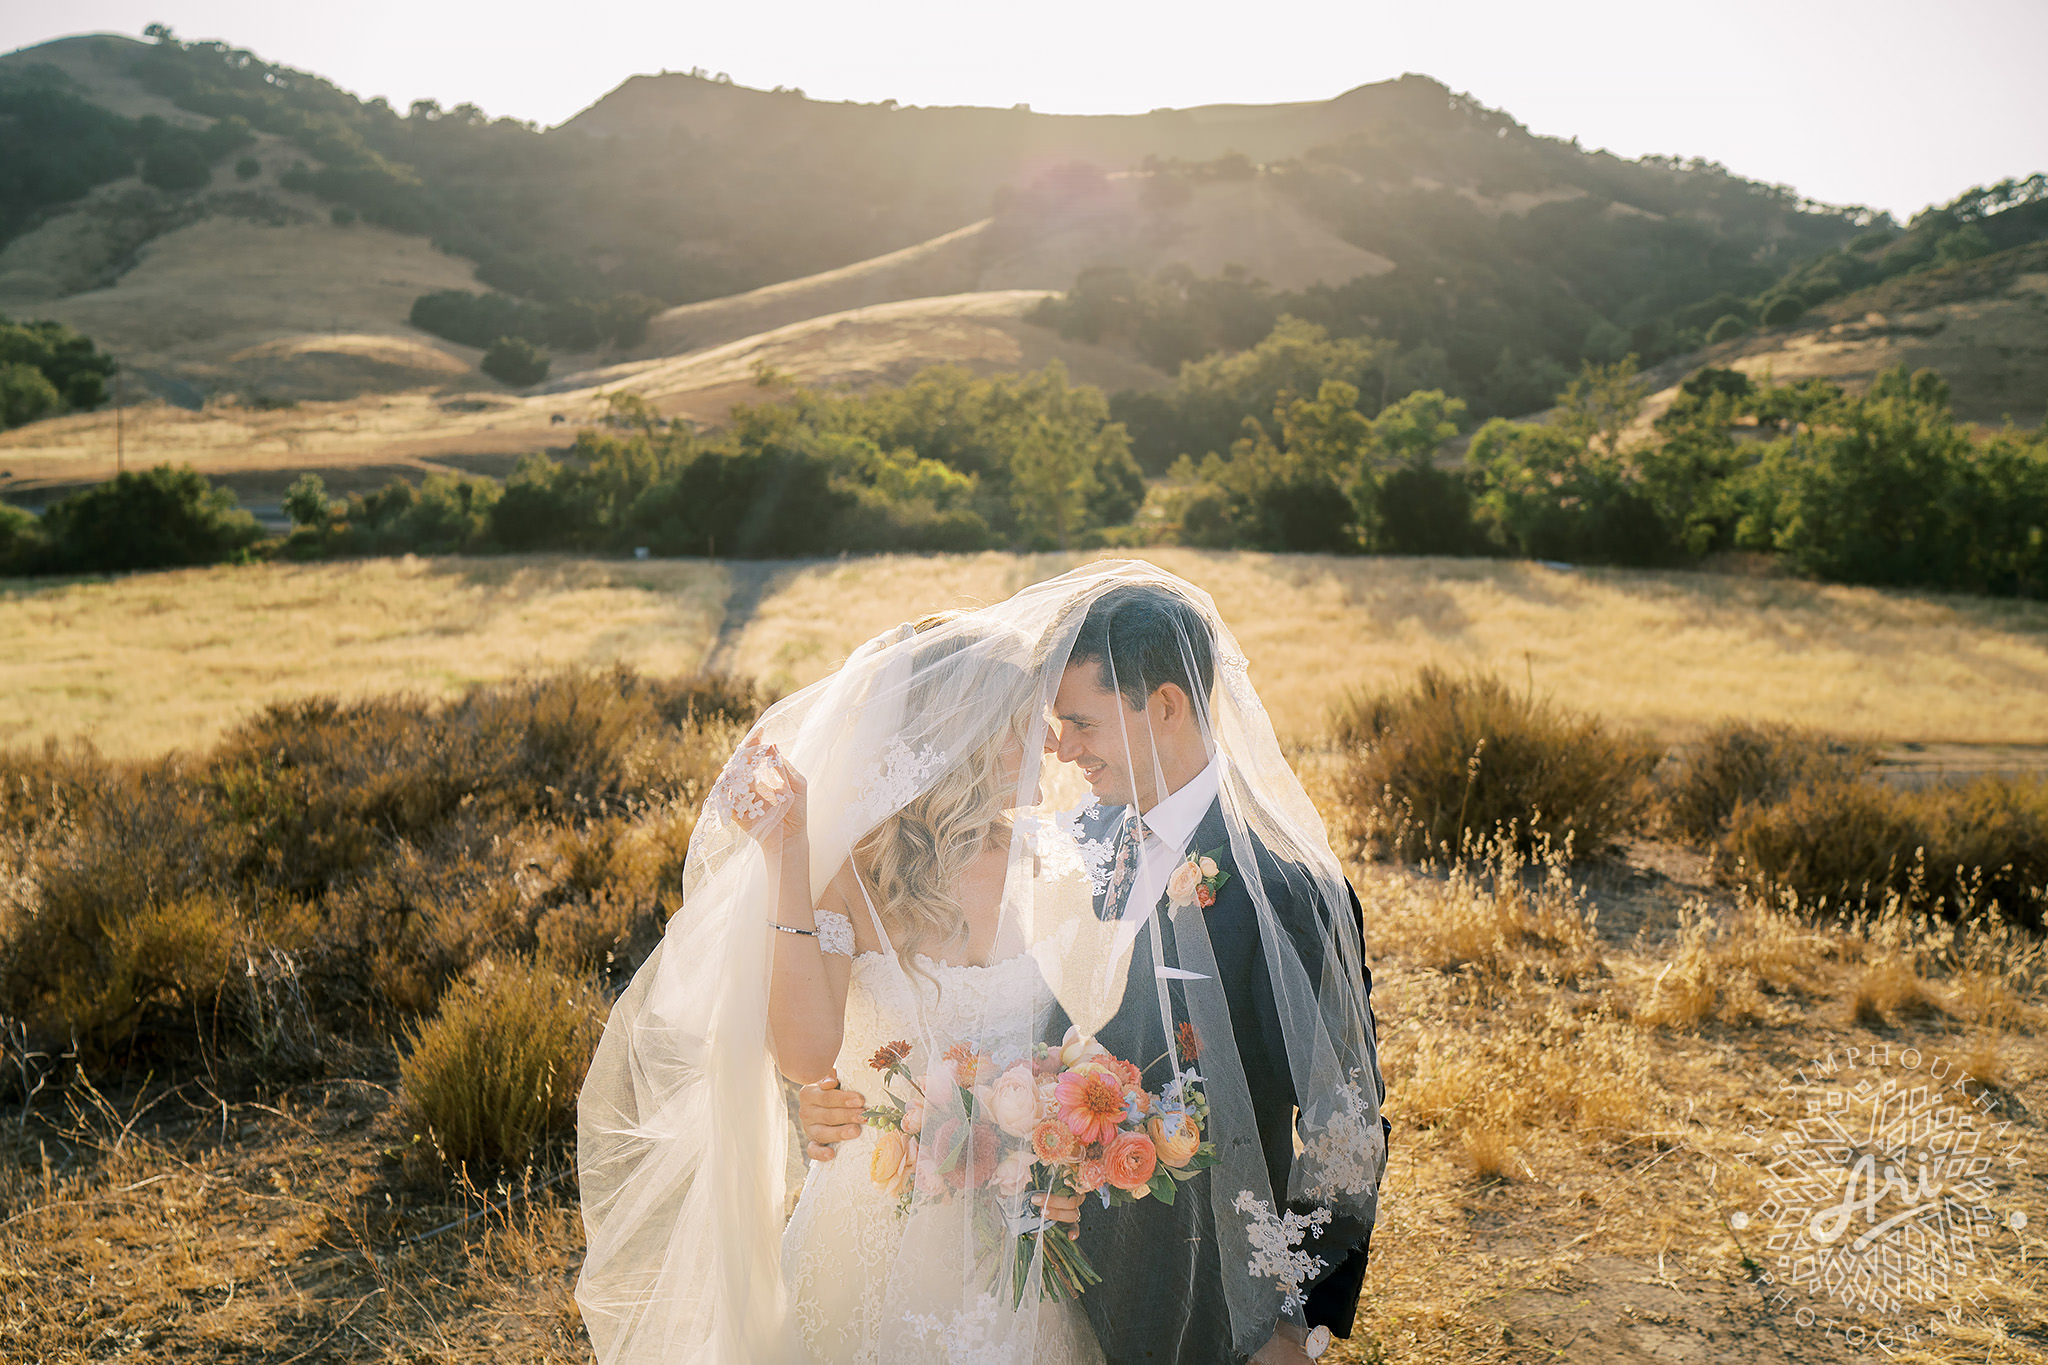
[0, 62, 257, 245]
[0, 314, 116, 429]
[5, 352, 2042, 600]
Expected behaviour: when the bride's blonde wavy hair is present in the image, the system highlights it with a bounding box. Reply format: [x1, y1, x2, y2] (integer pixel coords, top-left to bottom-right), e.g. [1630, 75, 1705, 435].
[853, 612, 1039, 963]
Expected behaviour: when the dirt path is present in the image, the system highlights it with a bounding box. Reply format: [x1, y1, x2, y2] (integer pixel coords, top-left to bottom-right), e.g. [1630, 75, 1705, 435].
[707, 558, 812, 675]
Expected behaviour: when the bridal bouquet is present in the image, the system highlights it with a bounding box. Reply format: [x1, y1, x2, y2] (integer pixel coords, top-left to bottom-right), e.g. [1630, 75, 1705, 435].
[862, 1026, 1218, 1304]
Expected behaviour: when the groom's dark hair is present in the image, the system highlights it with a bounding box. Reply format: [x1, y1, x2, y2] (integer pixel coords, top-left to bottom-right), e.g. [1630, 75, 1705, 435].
[1068, 584, 1215, 712]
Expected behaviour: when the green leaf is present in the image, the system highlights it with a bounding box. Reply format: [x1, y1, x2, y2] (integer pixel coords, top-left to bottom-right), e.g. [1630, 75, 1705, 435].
[1148, 1169, 1177, 1205]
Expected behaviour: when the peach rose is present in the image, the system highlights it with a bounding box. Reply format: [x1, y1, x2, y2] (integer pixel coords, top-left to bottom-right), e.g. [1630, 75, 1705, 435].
[1166, 859, 1203, 906]
[1198, 855, 1220, 879]
[1147, 1114, 1201, 1168]
[989, 1063, 1041, 1138]
[870, 1129, 915, 1199]
[1104, 1130, 1158, 1193]
[993, 1148, 1035, 1199]
[1059, 1026, 1109, 1070]
[901, 1096, 926, 1135]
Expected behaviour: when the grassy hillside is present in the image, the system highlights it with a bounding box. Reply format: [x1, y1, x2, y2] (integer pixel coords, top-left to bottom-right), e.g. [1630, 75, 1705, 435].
[7, 551, 2048, 756]
[1, 32, 1870, 413]
[1642, 239, 2048, 429]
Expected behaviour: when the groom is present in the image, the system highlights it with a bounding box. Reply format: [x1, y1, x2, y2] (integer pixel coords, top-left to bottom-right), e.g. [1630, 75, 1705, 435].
[801, 584, 1385, 1364]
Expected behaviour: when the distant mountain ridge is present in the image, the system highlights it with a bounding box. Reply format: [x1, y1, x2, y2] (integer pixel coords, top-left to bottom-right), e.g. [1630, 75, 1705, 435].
[3, 25, 2038, 508]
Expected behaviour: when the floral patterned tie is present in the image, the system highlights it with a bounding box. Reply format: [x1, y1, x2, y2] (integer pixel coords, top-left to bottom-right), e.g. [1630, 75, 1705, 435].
[1103, 811, 1149, 920]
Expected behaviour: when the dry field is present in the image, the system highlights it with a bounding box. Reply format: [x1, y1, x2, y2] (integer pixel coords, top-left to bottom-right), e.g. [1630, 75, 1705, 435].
[5, 845, 2044, 1364]
[4, 550, 2048, 1364]
[6, 551, 2048, 757]
[0, 557, 725, 755]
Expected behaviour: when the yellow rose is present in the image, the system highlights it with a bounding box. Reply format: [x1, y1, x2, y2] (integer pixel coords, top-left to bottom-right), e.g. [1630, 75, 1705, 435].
[1059, 1026, 1108, 1070]
[870, 1129, 915, 1198]
[1147, 1114, 1201, 1168]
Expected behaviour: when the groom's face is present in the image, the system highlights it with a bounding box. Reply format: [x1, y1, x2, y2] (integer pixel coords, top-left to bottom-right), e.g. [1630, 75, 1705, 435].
[1052, 661, 1157, 810]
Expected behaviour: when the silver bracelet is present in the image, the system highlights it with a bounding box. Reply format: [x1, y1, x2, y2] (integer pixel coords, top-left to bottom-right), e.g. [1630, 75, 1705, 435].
[771, 922, 819, 938]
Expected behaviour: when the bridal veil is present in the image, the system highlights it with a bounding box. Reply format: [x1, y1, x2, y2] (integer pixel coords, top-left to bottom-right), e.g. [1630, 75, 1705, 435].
[575, 560, 1385, 1362]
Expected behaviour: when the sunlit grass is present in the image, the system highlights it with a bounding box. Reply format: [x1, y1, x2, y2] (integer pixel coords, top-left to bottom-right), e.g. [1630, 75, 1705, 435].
[0, 556, 728, 755]
[7, 551, 2047, 758]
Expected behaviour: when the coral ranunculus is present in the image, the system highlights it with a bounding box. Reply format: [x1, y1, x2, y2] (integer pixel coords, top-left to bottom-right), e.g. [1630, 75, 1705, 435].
[1056, 1068, 1127, 1146]
[1104, 1130, 1158, 1193]
[1033, 1119, 1081, 1165]
[870, 1129, 914, 1199]
[1100, 1056, 1142, 1091]
[1147, 1113, 1201, 1167]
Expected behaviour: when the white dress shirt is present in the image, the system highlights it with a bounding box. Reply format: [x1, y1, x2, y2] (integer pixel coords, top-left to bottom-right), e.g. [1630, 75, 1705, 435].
[1114, 757, 1220, 954]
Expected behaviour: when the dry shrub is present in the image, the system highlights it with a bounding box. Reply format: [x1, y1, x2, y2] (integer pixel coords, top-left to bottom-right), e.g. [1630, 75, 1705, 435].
[1333, 667, 1656, 861]
[1632, 898, 1829, 1030]
[1363, 834, 1601, 984]
[1398, 1002, 1656, 1148]
[1847, 956, 1945, 1028]
[1656, 721, 1873, 843]
[0, 666, 766, 1074]
[1456, 1111, 1519, 1181]
[1726, 774, 2048, 927]
[398, 957, 606, 1171]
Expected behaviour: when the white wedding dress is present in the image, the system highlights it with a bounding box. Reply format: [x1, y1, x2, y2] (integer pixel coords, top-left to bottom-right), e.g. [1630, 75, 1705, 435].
[779, 904, 1105, 1365]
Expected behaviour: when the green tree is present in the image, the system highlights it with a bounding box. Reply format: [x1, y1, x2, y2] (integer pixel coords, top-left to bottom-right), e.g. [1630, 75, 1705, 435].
[0, 362, 61, 428]
[141, 139, 211, 192]
[283, 473, 335, 528]
[1935, 224, 1992, 267]
[1705, 315, 1748, 344]
[482, 335, 549, 387]
[38, 465, 262, 572]
[1553, 357, 1646, 462]
[0, 502, 45, 574]
[1006, 362, 1126, 549]
[1759, 295, 1805, 327]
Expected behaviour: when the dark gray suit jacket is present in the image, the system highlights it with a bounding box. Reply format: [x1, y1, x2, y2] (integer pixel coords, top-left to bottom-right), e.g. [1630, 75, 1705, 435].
[1048, 799, 1385, 1365]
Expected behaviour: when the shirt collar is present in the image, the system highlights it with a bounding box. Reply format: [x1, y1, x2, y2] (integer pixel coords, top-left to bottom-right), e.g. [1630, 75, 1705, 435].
[1138, 756, 1219, 855]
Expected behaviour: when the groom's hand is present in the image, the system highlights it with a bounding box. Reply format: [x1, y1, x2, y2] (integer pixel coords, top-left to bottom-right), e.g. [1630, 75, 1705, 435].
[1250, 1322, 1314, 1364]
[797, 1073, 866, 1160]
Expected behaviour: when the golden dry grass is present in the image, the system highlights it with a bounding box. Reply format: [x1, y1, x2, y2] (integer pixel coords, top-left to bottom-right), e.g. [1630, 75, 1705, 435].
[1335, 862, 2048, 1365]
[9, 550, 2048, 757]
[719, 551, 2048, 743]
[0, 557, 726, 755]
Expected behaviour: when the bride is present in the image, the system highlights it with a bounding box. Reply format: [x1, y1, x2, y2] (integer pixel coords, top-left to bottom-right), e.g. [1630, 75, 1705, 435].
[576, 602, 1113, 1363]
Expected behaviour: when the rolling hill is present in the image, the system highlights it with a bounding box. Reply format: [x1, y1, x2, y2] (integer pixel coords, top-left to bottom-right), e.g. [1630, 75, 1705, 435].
[0, 26, 2035, 515]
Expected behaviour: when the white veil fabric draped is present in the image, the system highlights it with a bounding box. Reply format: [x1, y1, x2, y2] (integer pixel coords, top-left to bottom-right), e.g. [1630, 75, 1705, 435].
[575, 560, 1385, 1364]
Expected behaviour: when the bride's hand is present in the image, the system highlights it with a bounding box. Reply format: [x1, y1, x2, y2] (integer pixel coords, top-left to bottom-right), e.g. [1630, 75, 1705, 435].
[798, 1073, 867, 1160]
[714, 735, 808, 853]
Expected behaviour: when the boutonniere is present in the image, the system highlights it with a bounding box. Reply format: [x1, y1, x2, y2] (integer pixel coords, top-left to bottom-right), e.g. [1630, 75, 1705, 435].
[1166, 847, 1230, 910]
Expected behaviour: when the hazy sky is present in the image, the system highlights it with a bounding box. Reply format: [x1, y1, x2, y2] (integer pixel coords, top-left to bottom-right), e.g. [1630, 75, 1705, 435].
[7, 0, 2044, 221]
